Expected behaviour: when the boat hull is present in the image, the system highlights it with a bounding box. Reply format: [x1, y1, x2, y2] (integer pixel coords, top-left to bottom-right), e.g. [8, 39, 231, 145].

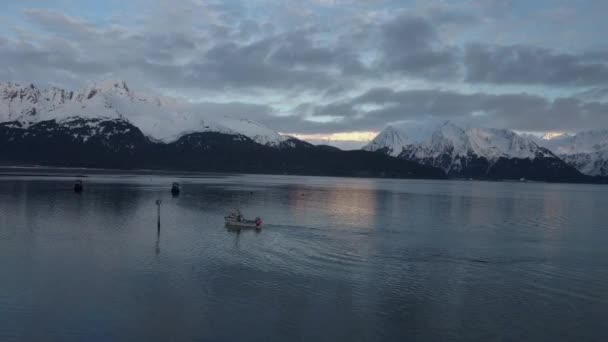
[224, 219, 261, 229]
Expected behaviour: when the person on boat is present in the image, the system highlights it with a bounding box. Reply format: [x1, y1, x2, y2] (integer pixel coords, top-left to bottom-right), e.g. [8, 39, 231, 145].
[233, 208, 243, 222]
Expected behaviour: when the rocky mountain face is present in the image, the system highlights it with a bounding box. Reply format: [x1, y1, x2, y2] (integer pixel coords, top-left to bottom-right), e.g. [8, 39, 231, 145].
[364, 122, 586, 182]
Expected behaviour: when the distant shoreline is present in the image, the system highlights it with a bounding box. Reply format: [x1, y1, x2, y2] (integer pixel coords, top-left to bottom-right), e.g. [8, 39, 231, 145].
[1, 164, 605, 186]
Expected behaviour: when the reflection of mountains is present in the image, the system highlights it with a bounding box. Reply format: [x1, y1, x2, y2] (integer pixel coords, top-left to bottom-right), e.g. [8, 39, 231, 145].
[0, 178, 151, 242]
[0, 178, 257, 238]
[169, 184, 264, 213]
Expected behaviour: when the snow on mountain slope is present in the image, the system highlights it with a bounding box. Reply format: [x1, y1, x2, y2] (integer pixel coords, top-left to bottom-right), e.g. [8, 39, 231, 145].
[362, 125, 411, 156]
[467, 127, 554, 160]
[0, 80, 286, 146]
[535, 130, 608, 176]
[364, 121, 557, 174]
[365, 121, 551, 161]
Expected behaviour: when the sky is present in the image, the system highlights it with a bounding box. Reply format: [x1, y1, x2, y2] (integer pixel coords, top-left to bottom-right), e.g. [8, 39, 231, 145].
[1, 0, 608, 149]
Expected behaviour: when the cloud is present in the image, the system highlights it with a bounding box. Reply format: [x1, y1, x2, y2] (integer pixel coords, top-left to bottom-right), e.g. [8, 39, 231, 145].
[302, 88, 608, 133]
[8, 7, 362, 93]
[6, 4, 470, 93]
[22, 8, 97, 38]
[425, 5, 479, 26]
[575, 87, 608, 102]
[465, 44, 608, 86]
[378, 14, 460, 78]
[267, 30, 365, 74]
[2, 1, 608, 141]
[150, 39, 340, 91]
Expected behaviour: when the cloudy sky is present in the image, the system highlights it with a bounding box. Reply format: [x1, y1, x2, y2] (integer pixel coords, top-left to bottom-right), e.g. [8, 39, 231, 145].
[1, 0, 608, 148]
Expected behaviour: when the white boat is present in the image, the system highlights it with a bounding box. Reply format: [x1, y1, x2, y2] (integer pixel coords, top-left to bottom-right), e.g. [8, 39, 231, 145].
[224, 210, 263, 229]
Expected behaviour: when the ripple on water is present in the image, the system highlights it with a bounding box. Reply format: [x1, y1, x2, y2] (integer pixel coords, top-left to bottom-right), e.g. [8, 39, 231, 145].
[2, 175, 608, 342]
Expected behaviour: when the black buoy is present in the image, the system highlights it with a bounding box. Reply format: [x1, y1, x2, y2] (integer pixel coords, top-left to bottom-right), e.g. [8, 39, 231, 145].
[74, 180, 83, 193]
[171, 182, 180, 196]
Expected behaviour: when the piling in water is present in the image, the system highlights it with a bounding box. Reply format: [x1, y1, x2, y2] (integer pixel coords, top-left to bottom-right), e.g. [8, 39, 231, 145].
[156, 199, 162, 232]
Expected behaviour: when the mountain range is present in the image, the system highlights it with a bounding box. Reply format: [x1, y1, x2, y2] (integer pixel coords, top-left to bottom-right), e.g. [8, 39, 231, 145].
[0, 80, 286, 146]
[2, 80, 607, 183]
[531, 131, 608, 177]
[0, 81, 444, 179]
[363, 122, 607, 182]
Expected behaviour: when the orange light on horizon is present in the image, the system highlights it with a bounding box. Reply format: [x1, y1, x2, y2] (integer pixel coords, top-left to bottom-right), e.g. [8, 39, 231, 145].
[282, 131, 379, 142]
[542, 131, 567, 140]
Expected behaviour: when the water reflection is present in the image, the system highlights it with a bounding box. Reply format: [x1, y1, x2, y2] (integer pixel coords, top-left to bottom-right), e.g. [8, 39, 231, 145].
[0, 174, 607, 342]
[227, 227, 242, 248]
[286, 183, 378, 229]
[155, 228, 161, 256]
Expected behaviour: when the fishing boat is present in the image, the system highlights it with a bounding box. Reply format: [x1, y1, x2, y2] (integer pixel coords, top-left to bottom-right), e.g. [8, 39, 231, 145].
[224, 210, 263, 229]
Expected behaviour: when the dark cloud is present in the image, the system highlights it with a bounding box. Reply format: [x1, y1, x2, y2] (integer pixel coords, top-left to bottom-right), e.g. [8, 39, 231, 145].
[189, 101, 274, 119]
[425, 6, 479, 26]
[465, 44, 608, 86]
[301, 88, 608, 133]
[378, 14, 460, 78]
[581, 50, 608, 62]
[268, 30, 367, 76]
[270, 31, 335, 68]
[237, 19, 261, 39]
[168, 39, 337, 90]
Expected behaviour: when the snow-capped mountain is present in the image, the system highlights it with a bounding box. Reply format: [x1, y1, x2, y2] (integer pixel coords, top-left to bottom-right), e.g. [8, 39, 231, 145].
[364, 122, 584, 181]
[0, 80, 448, 178]
[0, 80, 287, 146]
[534, 130, 608, 176]
[363, 125, 411, 157]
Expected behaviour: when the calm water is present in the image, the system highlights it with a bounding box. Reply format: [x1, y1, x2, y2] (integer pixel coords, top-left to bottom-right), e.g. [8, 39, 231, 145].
[0, 171, 607, 341]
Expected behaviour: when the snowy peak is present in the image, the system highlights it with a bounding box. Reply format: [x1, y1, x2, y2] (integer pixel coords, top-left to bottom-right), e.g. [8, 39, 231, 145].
[210, 116, 286, 147]
[365, 121, 558, 175]
[367, 122, 550, 162]
[362, 125, 410, 156]
[467, 127, 552, 160]
[427, 121, 469, 156]
[0, 80, 288, 147]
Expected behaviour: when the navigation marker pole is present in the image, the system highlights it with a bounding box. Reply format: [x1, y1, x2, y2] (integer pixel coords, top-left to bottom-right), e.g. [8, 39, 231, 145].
[156, 199, 162, 233]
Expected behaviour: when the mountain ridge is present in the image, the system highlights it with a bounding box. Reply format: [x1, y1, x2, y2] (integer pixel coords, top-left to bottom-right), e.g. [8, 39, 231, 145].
[0, 80, 287, 146]
[2, 80, 607, 182]
[0, 78, 445, 179]
[0, 117, 446, 179]
[364, 121, 589, 182]
[533, 130, 608, 176]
